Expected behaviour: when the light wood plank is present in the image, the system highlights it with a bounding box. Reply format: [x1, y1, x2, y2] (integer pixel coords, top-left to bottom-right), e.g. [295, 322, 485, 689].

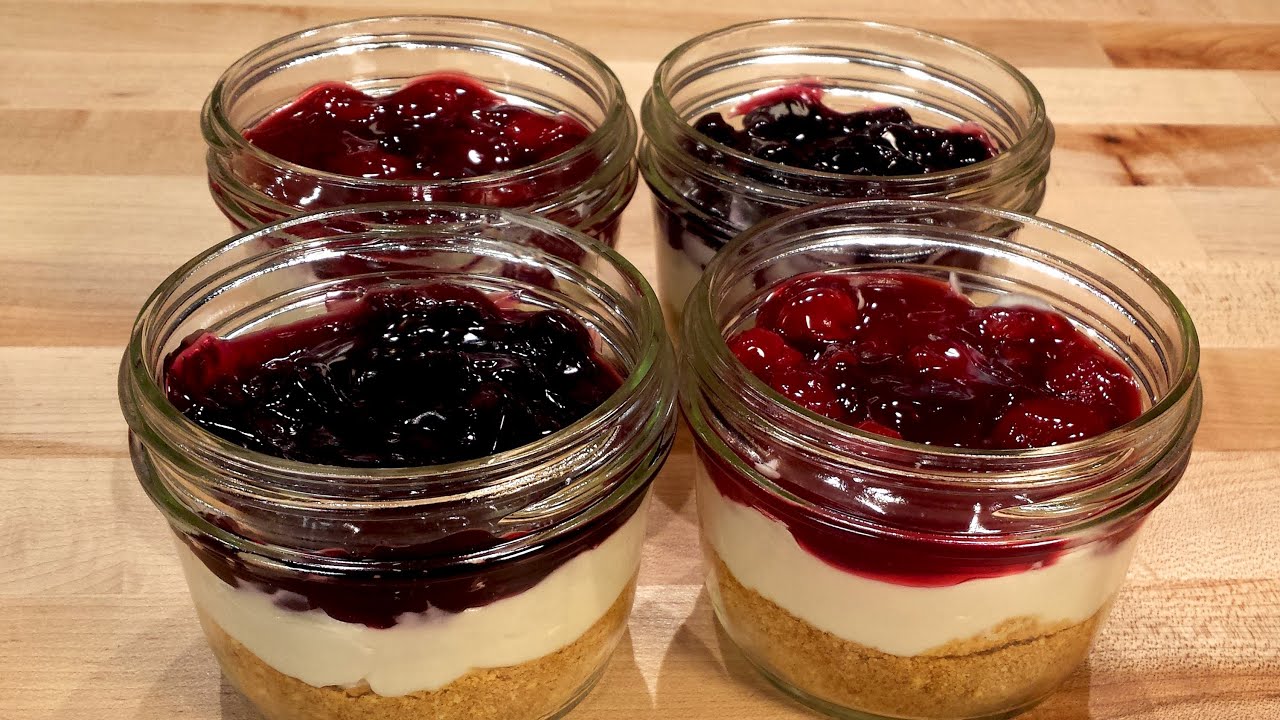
[1170, 187, 1280, 257]
[0, 177, 226, 346]
[1027, 69, 1276, 126]
[7, 179, 1280, 349]
[0, 51, 225, 111]
[0, 17, 1119, 68]
[0, 109, 205, 175]
[1209, 0, 1280, 23]
[1053, 125, 1280, 187]
[1240, 70, 1280, 123]
[1096, 22, 1280, 70]
[21, 0, 1234, 22]
[551, 0, 1229, 23]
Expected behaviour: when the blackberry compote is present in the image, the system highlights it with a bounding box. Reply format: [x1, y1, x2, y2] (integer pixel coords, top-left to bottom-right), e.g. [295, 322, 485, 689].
[121, 204, 677, 720]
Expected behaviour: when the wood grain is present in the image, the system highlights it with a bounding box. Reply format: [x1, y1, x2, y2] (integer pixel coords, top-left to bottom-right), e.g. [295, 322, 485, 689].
[1053, 126, 1280, 187]
[1, 2, 1279, 720]
[1095, 22, 1280, 70]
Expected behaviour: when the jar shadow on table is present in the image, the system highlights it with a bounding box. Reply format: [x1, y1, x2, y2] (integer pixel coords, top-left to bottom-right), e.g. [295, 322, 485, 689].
[72, 614, 234, 720]
[585, 586, 1098, 720]
[647, 427, 697, 535]
[217, 677, 258, 719]
[573, 587, 807, 718]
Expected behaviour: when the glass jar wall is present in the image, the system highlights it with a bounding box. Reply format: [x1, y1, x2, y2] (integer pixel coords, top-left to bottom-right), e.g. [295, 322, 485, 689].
[203, 16, 639, 244]
[642, 18, 1054, 313]
[681, 200, 1201, 720]
[120, 204, 677, 720]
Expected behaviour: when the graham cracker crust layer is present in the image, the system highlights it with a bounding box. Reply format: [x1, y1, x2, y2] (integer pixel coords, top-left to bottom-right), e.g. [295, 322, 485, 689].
[198, 579, 635, 720]
[711, 552, 1104, 719]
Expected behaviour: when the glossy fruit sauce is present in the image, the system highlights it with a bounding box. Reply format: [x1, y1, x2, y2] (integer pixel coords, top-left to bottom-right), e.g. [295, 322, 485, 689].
[166, 280, 636, 625]
[692, 84, 997, 176]
[705, 271, 1146, 585]
[245, 72, 592, 182]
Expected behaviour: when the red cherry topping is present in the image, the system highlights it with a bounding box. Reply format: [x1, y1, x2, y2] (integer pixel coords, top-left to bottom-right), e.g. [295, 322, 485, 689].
[853, 419, 903, 439]
[1043, 346, 1143, 424]
[990, 397, 1110, 449]
[727, 271, 1144, 448]
[769, 368, 841, 417]
[242, 72, 591, 184]
[375, 73, 499, 129]
[758, 275, 860, 347]
[727, 327, 803, 380]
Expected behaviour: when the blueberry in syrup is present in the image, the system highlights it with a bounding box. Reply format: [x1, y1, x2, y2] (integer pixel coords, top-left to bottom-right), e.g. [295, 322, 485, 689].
[691, 84, 997, 176]
[164, 281, 623, 467]
[658, 84, 1001, 261]
[243, 72, 593, 181]
[727, 272, 1143, 449]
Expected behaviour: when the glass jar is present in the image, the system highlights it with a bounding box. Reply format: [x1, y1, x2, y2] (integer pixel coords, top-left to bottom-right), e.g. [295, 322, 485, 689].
[119, 204, 677, 720]
[681, 200, 1201, 720]
[641, 18, 1054, 313]
[202, 16, 639, 244]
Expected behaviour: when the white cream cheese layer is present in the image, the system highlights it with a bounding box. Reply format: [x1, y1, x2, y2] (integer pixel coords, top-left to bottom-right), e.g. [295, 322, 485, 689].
[697, 467, 1136, 656]
[178, 497, 647, 697]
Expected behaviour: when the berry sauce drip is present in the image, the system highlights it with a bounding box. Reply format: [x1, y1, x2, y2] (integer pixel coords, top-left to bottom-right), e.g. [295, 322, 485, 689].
[243, 72, 592, 181]
[183, 485, 646, 627]
[706, 272, 1146, 587]
[692, 84, 997, 176]
[728, 272, 1142, 448]
[164, 281, 623, 467]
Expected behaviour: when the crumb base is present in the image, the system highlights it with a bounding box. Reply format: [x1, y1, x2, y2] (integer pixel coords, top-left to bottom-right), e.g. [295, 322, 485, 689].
[710, 551, 1105, 719]
[198, 579, 635, 720]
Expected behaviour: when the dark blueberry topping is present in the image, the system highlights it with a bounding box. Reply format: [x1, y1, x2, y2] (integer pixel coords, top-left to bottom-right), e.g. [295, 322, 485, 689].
[164, 282, 623, 467]
[692, 85, 997, 176]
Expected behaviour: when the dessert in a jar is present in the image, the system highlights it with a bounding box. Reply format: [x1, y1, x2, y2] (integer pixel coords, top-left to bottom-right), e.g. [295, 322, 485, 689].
[119, 205, 677, 720]
[640, 18, 1054, 313]
[681, 200, 1202, 720]
[202, 16, 638, 244]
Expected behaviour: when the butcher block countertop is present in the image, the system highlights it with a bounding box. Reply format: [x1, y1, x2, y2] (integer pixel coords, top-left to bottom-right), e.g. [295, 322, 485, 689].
[3, 1, 1279, 719]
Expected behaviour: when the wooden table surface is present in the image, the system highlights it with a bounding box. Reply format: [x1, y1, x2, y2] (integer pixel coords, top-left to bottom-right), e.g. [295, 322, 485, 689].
[4, 1, 1280, 719]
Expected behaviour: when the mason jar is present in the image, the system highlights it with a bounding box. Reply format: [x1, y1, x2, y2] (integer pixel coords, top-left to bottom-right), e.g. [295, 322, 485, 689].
[681, 200, 1201, 720]
[641, 18, 1054, 313]
[202, 16, 638, 244]
[119, 204, 677, 720]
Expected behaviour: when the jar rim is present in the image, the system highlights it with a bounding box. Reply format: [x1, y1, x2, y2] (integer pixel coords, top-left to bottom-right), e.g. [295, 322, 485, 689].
[646, 17, 1052, 193]
[686, 198, 1201, 463]
[122, 202, 668, 494]
[202, 14, 633, 190]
